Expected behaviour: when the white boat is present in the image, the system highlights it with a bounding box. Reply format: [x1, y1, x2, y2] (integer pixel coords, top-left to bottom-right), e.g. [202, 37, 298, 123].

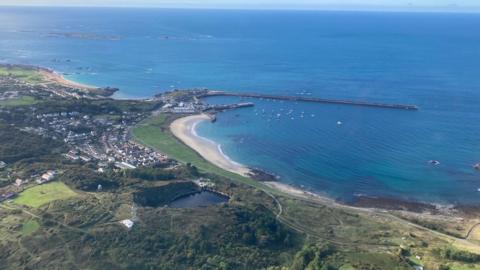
[428, 160, 440, 166]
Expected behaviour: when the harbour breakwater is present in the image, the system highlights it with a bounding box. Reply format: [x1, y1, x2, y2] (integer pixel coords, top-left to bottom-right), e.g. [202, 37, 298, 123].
[201, 91, 419, 111]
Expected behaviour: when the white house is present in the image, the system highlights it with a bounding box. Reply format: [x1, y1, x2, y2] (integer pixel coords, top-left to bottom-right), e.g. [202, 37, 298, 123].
[120, 219, 134, 229]
[37, 171, 56, 184]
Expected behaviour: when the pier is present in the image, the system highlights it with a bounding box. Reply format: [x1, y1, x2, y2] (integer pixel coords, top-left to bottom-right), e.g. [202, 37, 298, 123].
[204, 102, 255, 112]
[202, 91, 418, 111]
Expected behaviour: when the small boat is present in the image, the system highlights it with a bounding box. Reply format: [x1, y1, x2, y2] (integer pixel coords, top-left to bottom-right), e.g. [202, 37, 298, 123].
[337, 121, 343, 125]
[474, 163, 480, 170]
[428, 160, 440, 166]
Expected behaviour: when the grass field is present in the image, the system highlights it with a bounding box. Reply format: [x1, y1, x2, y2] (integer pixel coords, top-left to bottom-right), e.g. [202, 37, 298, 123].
[0, 96, 38, 107]
[339, 265, 355, 270]
[449, 264, 480, 270]
[21, 220, 40, 236]
[132, 114, 266, 190]
[0, 66, 45, 84]
[14, 182, 77, 208]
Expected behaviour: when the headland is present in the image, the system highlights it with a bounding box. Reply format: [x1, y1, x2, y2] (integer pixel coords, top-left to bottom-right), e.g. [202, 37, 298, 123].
[0, 64, 118, 97]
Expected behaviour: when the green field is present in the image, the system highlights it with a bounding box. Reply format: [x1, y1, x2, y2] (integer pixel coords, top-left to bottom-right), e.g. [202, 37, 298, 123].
[451, 266, 480, 270]
[14, 182, 77, 208]
[0, 96, 38, 107]
[21, 220, 40, 236]
[339, 264, 355, 270]
[132, 114, 266, 189]
[0, 66, 45, 84]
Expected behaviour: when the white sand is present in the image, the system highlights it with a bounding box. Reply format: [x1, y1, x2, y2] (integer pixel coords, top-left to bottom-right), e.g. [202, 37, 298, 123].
[264, 181, 307, 197]
[39, 69, 98, 91]
[170, 114, 252, 177]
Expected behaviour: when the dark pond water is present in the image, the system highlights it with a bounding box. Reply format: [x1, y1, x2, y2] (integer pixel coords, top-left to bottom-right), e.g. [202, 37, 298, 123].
[169, 191, 229, 208]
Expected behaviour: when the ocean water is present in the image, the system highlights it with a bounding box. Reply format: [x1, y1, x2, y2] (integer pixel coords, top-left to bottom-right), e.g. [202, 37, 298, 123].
[1, 7, 480, 204]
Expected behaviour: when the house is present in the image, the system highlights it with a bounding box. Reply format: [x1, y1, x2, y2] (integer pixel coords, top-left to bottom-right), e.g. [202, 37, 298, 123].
[120, 219, 134, 229]
[15, 179, 23, 187]
[37, 170, 56, 184]
[162, 103, 173, 110]
[194, 179, 215, 189]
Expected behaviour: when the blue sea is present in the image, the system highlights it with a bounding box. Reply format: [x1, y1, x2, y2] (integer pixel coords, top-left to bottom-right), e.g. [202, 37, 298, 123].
[1, 7, 480, 204]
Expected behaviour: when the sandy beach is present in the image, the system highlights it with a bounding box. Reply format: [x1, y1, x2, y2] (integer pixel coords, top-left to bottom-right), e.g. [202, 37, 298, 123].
[39, 68, 98, 91]
[170, 114, 252, 177]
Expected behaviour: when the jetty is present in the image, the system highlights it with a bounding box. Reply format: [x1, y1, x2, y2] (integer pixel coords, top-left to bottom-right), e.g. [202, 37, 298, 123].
[204, 102, 255, 112]
[201, 91, 418, 111]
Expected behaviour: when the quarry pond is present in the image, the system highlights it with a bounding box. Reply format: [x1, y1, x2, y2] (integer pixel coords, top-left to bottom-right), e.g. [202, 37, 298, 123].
[169, 191, 229, 208]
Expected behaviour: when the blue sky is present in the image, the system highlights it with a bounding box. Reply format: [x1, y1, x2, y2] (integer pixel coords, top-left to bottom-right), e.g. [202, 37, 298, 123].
[2, 0, 480, 10]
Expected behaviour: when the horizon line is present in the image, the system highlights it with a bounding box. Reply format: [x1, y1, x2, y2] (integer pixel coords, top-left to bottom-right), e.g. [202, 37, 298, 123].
[1, 4, 480, 14]
[0, 4, 480, 14]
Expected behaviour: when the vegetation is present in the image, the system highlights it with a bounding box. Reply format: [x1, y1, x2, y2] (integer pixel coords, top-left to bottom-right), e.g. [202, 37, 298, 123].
[0, 124, 65, 163]
[21, 219, 40, 236]
[437, 247, 480, 263]
[0, 66, 45, 83]
[125, 167, 175, 181]
[133, 182, 200, 207]
[0, 95, 39, 107]
[59, 166, 120, 191]
[14, 182, 77, 208]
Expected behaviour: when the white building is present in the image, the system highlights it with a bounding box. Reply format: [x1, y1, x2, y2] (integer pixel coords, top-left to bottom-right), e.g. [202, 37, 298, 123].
[37, 171, 56, 184]
[120, 219, 134, 229]
[114, 162, 137, 170]
[15, 179, 23, 187]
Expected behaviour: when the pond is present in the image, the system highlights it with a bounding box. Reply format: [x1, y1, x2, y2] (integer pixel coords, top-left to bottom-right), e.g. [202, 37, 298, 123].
[169, 191, 229, 208]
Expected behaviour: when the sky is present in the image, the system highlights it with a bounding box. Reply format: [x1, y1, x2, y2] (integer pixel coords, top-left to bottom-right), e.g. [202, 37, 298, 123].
[1, 0, 479, 11]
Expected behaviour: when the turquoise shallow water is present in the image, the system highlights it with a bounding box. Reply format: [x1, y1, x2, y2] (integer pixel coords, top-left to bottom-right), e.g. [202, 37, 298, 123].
[1, 7, 480, 204]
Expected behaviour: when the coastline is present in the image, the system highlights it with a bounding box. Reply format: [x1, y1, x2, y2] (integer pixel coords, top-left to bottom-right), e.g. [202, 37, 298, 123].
[38, 68, 99, 91]
[170, 114, 253, 177]
[169, 114, 479, 215]
[0, 63, 120, 97]
[0, 63, 97, 91]
[5, 63, 479, 216]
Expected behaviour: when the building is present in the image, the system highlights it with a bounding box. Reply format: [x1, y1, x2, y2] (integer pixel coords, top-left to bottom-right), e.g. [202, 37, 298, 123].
[80, 156, 92, 162]
[37, 171, 56, 184]
[65, 153, 79, 160]
[194, 179, 215, 189]
[120, 219, 134, 229]
[15, 179, 23, 187]
[114, 162, 137, 170]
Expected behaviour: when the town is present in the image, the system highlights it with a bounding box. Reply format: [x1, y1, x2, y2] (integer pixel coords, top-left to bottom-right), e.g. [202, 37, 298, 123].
[0, 80, 251, 203]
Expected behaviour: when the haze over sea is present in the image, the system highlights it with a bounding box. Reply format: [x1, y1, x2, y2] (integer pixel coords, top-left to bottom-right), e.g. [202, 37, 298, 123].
[2, 7, 480, 204]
